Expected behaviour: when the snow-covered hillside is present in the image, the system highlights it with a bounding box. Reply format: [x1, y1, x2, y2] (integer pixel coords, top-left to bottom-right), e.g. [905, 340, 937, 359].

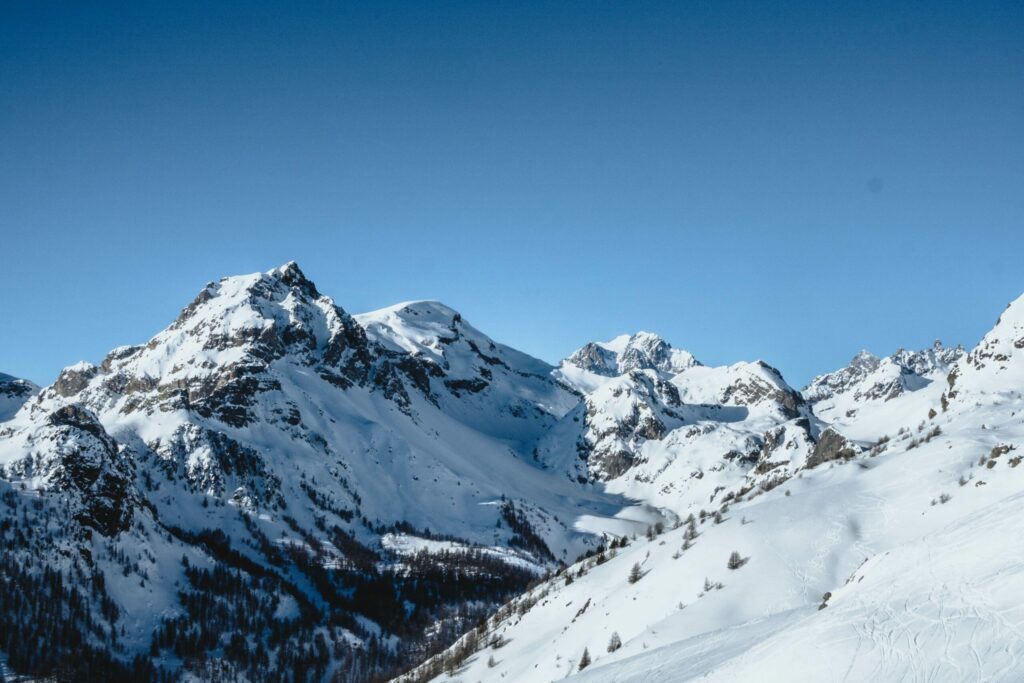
[400, 295, 1024, 683]
[2, 264, 1022, 683]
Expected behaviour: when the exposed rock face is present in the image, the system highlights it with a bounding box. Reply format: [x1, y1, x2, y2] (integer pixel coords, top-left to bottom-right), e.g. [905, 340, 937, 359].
[806, 427, 859, 469]
[567, 342, 620, 376]
[754, 419, 812, 474]
[579, 372, 677, 479]
[618, 332, 701, 375]
[804, 350, 881, 405]
[565, 332, 700, 377]
[53, 363, 99, 398]
[151, 423, 283, 506]
[10, 405, 136, 536]
[0, 373, 39, 421]
[719, 362, 807, 420]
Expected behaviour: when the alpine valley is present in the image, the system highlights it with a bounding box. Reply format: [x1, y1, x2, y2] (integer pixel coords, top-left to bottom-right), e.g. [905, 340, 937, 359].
[2, 263, 1023, 683]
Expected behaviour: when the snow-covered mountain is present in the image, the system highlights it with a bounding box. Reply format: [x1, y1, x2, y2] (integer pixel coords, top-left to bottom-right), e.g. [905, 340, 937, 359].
[401, 294, 1024, 683]
[545, 336, 818, 514]
[6, 264, 603, 554]
[2, 264, 1022, 683]
[0, 263, 676, 681]
[804, 341, 964, 423]
[799, 341, 965, 448]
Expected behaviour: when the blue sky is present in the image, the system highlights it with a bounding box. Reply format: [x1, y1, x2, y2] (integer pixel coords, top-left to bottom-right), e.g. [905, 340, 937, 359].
[2, 1, 1022, 387]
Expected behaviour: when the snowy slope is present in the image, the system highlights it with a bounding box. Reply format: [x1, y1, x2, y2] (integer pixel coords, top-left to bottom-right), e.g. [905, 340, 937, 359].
[399, 294, 1024, 683]
[355, 300, 578, 448]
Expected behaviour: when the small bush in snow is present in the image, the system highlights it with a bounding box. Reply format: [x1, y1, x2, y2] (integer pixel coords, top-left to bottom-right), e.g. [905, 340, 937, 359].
[702, 577, 722, 592]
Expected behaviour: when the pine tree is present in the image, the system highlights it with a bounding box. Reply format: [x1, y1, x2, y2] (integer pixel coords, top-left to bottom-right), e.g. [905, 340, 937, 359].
[727, 551, 746, 570]
[628, 562, 643, 584]
[578, 647, 591, 670]
[607, 632, 622, 653]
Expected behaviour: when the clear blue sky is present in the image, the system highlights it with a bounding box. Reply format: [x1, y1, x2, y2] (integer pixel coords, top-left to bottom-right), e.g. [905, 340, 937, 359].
[2, 1, 1022, 387]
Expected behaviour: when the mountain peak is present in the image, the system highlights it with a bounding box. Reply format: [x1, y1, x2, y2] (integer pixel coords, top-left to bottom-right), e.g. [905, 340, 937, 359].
[804, 339, 965, 414]
[946, 292, 1024, 399]
[565, 331, 699, 376]
[997, 292, 1024, 328]
[269, 261, 321, 298]
[852, 348, 879, 361]
[368, 300, 463, 325]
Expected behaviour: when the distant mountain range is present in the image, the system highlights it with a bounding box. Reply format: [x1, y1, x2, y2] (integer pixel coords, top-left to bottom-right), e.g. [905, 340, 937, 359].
[2, 262, 1022, 682]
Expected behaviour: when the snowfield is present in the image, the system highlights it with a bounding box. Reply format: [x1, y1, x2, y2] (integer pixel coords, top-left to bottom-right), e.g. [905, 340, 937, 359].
[419, 397, 1024, 682]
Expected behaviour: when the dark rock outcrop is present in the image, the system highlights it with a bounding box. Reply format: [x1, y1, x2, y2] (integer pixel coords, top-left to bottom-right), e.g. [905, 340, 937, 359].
[44, 405, 134, 536]
[806, 428, 859, 469]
